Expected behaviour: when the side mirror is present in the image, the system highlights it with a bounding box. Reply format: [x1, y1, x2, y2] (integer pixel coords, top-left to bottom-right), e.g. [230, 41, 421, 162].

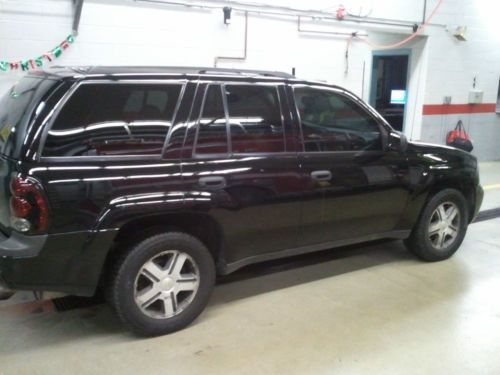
[387, 131, 408, 152]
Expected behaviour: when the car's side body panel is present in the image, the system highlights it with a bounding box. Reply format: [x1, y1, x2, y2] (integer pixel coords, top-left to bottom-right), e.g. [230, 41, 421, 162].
[0, 69, 483, 297]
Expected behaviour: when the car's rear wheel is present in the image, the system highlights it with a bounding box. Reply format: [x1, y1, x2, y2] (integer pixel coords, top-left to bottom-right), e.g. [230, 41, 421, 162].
[404, 188, 469, 261]
[108, 232, 215, 336]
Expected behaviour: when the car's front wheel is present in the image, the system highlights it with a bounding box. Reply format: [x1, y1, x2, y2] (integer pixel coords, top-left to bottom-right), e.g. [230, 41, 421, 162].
[108, 232, 215, 336]
[404, 188, 469, 261]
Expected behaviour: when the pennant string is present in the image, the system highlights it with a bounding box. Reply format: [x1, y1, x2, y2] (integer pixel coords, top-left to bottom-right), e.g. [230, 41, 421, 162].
[0, 35, 75, 73]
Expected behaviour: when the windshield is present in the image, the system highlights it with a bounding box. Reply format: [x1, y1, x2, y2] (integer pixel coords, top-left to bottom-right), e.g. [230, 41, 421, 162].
[0, 77, 57, 159]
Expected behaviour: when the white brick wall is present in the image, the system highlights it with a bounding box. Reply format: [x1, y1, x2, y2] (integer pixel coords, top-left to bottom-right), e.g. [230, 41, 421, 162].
[1, 0, 499, 159]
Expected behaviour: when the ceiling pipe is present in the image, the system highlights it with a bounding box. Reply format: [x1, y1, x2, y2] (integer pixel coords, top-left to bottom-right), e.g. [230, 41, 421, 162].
[72, 0, 84, 36]
[298, 16, 368, 37]
[134, 0, 446, 30]
[422, 0, 427, 24]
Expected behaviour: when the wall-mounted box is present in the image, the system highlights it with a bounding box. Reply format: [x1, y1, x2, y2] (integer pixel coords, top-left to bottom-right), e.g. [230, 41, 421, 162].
[468, 89, 483, 104]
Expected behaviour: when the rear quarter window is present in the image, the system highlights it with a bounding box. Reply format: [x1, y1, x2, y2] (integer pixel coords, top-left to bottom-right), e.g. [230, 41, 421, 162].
[42, 83, 183, 157]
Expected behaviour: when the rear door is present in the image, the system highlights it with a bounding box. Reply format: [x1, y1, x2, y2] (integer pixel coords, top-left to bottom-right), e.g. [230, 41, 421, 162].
[181, 81, 302, 266]
[290, 84, 410, 246]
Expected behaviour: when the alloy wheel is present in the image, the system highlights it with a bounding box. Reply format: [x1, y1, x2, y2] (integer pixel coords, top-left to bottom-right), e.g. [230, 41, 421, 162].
[134, 250, 200, 319]
[428, 201, 460, 250]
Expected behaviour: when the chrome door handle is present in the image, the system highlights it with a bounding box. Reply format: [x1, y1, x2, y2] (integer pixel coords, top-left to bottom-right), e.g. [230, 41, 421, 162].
[198, 176, 226, 188]
[311, 170, 332, 181]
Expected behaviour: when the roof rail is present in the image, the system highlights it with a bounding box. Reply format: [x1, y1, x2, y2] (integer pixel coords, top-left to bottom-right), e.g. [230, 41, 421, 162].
[198, 68, 295, 79]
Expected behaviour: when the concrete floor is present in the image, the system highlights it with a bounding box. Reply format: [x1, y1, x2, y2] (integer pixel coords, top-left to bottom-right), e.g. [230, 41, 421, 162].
[0, 162, 499, 374]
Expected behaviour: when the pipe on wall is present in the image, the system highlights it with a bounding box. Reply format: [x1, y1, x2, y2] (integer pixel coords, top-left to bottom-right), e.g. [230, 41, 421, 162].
[297, 16, 368, 37]
[422, 0, 427, 24]
[73, 0, 84, 35]
[214, 11, 248, 67]
[134, 0, 445, 30]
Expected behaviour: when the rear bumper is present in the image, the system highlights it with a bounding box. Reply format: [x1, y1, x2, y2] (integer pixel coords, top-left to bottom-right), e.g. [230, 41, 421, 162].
[0, 230, 47, 258]
[0, 230, 46, 299]
[0, 229, 117, 296]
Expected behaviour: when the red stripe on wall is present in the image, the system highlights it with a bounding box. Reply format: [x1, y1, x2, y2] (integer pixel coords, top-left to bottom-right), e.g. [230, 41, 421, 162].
[422, 103, 497, 115]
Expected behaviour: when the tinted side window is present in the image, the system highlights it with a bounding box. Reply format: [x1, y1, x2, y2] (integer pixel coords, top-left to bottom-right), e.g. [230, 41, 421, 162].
[294, 87, 382, 152]
[195, 85, 228, 155]
[43, 83, 182, 157]
[226, 85, 285, 154]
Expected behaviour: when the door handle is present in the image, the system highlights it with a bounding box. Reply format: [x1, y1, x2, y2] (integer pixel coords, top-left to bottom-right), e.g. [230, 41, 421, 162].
[198, 176, 226, 188]
[311, 170, 332, 181]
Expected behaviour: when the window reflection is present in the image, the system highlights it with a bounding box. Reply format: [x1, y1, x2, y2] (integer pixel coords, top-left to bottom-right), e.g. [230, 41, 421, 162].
[226, 85, 285, 154]
[43, 83, 182, 157]
[294, 87, 382, 152]
[194, 84, 286, 155]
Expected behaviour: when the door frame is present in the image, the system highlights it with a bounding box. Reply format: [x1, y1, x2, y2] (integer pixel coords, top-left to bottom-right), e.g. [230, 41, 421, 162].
[369, 48, 412, 133]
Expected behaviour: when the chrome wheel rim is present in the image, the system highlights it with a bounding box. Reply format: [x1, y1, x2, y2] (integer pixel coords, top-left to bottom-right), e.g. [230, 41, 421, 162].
[134, 250, 200, 320]
[428, 202, 460, 250]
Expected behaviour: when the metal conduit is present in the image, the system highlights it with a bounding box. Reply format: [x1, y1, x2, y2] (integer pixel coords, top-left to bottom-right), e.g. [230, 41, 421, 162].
[134, 0, 446, 30]
[214, 11, 248, 67]
[297, 17, 368, 37]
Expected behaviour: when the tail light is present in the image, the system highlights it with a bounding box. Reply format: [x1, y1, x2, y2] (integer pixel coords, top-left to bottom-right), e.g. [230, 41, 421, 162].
[9, 175, 49, 233]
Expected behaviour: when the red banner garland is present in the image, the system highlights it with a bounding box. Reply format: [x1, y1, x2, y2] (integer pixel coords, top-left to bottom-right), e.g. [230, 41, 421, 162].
[0, 35, 75, 73]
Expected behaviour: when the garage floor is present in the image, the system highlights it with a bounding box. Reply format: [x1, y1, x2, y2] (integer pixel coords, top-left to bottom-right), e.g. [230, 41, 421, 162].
[1, 162, 499, 375]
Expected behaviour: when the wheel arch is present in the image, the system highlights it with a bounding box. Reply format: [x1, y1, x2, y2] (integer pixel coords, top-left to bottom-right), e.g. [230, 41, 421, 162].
[99, 212, 226, 288]
[426, 177, 476, 223]
[398, 172, 477, 232]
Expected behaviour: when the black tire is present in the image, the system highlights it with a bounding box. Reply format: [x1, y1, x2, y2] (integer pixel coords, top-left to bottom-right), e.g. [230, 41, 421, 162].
[108, 232, 215, 336]
[404, 188, 469, 262]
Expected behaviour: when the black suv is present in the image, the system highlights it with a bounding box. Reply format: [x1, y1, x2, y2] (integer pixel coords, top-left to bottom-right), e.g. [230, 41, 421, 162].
[0, 67, 483, 336]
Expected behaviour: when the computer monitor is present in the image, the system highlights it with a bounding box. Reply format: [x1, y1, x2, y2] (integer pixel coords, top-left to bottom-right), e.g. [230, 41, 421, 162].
[390, 89, 407, 104]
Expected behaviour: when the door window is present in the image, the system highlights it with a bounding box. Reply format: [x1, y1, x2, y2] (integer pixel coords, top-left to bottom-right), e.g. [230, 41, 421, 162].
[293, 87, 382, 152]
[43, 83, 183, 157]
[194, 84, 286, 155]
[226, 85, 285, 154]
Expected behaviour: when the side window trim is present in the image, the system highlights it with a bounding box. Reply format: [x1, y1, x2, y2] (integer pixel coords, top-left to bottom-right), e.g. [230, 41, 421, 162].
[192, 83, 231, 158]
[220, 83, 233, 155]
[162, 81, 200, 159]
[291, 84, 386, 154]
[38, 79, 187, 161]
[160, 81, 189, 156]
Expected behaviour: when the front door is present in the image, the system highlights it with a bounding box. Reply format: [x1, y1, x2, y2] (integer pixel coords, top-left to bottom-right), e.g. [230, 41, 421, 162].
[290, 84, 410, 246]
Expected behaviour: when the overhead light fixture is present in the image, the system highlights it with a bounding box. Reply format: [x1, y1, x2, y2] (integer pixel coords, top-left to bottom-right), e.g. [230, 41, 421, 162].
[223, 6, 232, 25]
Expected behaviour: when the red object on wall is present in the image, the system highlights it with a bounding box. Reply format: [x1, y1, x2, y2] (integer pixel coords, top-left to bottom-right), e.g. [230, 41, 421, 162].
[422, 103, 496, 115]
[446, 122, 469, 144]
[336, 6, 346, 20]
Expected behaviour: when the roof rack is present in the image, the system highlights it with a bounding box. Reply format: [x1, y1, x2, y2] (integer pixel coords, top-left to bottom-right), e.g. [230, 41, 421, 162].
[51, 66, 92, 74]
[197, 68, 295, 79]
[43, 66, 297, 79]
